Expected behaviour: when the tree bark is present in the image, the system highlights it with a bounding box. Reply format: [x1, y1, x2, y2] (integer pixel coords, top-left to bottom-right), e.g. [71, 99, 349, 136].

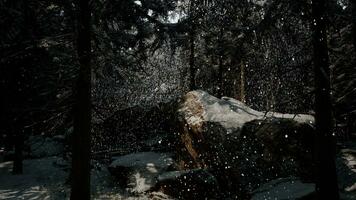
[12, 131, 24, 174]
[189, 0, 196, 91]
[11, 0, 38, 175]
[352, 0, 356, 52]
[217, 27, 224, 98]
[240, 61, 245, 103]
[312, 0, 339, 199]
[70, 0, 91, 199]
[189, 27, 196, 90]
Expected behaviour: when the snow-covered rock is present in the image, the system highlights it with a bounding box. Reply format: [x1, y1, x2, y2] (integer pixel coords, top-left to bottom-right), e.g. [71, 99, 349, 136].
[251, 177, 315, 200]
[109, 152, 174, 193]
[176, 90, 316, 193]
[178, 90, 313, 134]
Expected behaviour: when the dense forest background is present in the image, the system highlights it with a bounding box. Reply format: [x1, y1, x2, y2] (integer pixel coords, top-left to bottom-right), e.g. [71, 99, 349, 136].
[1, 0, 356, 199]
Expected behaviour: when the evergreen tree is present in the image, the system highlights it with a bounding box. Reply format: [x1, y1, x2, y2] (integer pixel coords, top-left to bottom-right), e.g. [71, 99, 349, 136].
[70, 0, 92, 199]
[312, 0, 340, 198]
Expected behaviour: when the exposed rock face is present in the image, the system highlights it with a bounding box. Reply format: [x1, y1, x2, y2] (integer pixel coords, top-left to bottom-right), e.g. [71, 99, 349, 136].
[237, 119, 315, 191]
[176, 90, 315, 192]
[177, 90, 313, 135]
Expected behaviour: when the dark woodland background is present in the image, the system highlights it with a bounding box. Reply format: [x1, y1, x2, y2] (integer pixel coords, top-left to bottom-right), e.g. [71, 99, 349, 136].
[1, 0, 356, 199]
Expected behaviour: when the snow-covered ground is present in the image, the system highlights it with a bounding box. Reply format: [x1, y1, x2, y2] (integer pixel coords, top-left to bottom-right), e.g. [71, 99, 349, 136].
[0, 157, 172, 200]
[251, 177, 315, 200]
[0, 157, 69, 200]
[1, 148, 356, 200]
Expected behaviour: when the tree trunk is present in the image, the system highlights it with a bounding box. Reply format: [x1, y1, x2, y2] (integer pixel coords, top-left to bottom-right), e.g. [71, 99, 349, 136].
[11, 0, 38, 175]
[312, 0, 339, 199]
[70, 0, 91, 199]
[189, 0, 196, 91]
[352, 0, 356, 52]
[189, 27, 196, 90]
[217, 27, 224, 98]
[12, 132, 24, 174]
[240, 61, 245, 103]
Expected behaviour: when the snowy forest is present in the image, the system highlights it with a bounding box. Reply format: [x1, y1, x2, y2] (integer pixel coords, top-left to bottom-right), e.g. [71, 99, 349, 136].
[1, 0, 356, 199]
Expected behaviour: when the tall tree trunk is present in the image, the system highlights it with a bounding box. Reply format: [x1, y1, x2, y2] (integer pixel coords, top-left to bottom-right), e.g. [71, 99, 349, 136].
[312, 0, 339, 199]
[189, 0, 196, 91]
[12, 129, 24, 174]
[240, 61, 245, 103]
[189, 27, 196, 90]
[218, 58, 223, 98]
[70, 0, 91, 199]
[352, 0, 356, 52]
[12, 0, 37, 175]
[217, 27, 224, 98]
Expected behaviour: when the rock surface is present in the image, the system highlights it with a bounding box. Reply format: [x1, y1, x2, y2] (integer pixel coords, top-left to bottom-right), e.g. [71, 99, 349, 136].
[176, 90, 316, 193]
[178, 90, 313, 134]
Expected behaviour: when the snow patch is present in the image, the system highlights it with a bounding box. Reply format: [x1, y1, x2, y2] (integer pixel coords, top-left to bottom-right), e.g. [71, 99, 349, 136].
[109, 152, 173, 193]
[252, 177, 315, 200]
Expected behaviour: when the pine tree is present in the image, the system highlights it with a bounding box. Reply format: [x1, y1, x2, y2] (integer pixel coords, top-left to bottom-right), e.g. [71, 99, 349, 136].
[70, 0, 91, 199]
[312, 0, 339, 198]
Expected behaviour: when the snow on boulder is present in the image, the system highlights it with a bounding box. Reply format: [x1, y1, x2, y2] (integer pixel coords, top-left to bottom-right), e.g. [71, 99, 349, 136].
[178, 90, 313, 134]
[251, 177, 315, 200]
[176, 90, 316, 193]
[108, 152, 173, 193]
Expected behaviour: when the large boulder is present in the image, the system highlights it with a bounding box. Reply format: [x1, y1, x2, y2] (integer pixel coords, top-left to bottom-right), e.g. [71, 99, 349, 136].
[108, 152, 174, 193]
[176, 90, 315, 193]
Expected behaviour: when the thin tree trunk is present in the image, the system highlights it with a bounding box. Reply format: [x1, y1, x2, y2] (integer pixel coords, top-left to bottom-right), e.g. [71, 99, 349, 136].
[352, 0, 356, 52]
[70, 0, 91, 199]
[12, 0, 37, 175]
[189, 27, 196, 90]
[12, 131, 24, 174]
[217, 27, 224, 98]
[189, 0, 196, 91]
[312, 0, 339, 199]
[240, 61, 245, 103]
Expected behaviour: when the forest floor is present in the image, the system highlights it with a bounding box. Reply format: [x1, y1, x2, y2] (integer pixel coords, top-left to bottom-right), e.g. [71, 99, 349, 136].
[0, 142, 356, 199]
[0, 157, 172, 200]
